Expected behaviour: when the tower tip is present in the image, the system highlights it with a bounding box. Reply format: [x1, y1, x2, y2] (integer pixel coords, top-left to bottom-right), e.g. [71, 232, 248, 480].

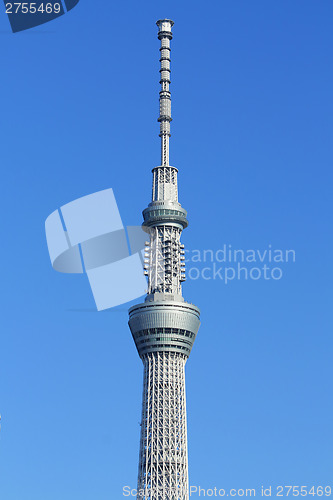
[156, 19, 174, 37]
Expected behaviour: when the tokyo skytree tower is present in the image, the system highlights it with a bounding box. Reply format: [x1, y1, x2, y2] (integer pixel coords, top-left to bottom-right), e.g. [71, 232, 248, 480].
[128, 19, 201, 500]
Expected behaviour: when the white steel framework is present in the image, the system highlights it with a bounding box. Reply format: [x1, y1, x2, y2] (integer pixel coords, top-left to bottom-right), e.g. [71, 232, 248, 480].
[129, 19, 200, 500]
[137, 352, 188, 499]
[144, 226, 184, 295]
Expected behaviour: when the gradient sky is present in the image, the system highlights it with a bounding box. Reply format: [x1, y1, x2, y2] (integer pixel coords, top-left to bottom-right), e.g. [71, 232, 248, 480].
[0, 1, 332, 499]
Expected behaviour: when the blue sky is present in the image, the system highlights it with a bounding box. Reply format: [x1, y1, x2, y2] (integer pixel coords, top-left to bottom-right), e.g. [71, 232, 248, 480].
[0, 1, 332, 499]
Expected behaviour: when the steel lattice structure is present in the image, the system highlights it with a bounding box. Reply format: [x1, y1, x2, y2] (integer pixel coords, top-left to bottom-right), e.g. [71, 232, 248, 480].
[129, 20, 200, 500]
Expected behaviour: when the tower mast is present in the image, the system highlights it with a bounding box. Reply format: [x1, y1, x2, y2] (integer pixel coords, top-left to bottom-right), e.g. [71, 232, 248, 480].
[158, 19, 173, 168]
[129, 20, 200, 500]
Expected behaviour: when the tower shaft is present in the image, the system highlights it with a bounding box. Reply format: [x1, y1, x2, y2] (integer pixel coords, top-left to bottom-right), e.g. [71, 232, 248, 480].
[129, 20, 200, 500]
[138, 352, 188, 499]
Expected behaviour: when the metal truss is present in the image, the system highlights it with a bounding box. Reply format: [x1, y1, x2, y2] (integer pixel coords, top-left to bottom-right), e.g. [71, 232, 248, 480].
[152, 167, 178, 203]
[144, 226, 184, 295]
[129, 20, 200, 500]
[137, 352, 189, 500]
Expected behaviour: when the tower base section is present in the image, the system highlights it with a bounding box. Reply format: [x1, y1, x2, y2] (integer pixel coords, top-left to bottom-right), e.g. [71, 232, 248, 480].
[137, 351, 189, 500]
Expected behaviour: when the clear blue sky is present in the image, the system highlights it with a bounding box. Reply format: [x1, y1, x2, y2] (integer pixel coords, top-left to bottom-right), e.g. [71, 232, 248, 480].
[0, 1, 332, 499]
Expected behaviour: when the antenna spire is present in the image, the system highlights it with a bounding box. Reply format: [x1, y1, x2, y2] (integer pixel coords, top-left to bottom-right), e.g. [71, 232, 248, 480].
[156, 19, 174, 167]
